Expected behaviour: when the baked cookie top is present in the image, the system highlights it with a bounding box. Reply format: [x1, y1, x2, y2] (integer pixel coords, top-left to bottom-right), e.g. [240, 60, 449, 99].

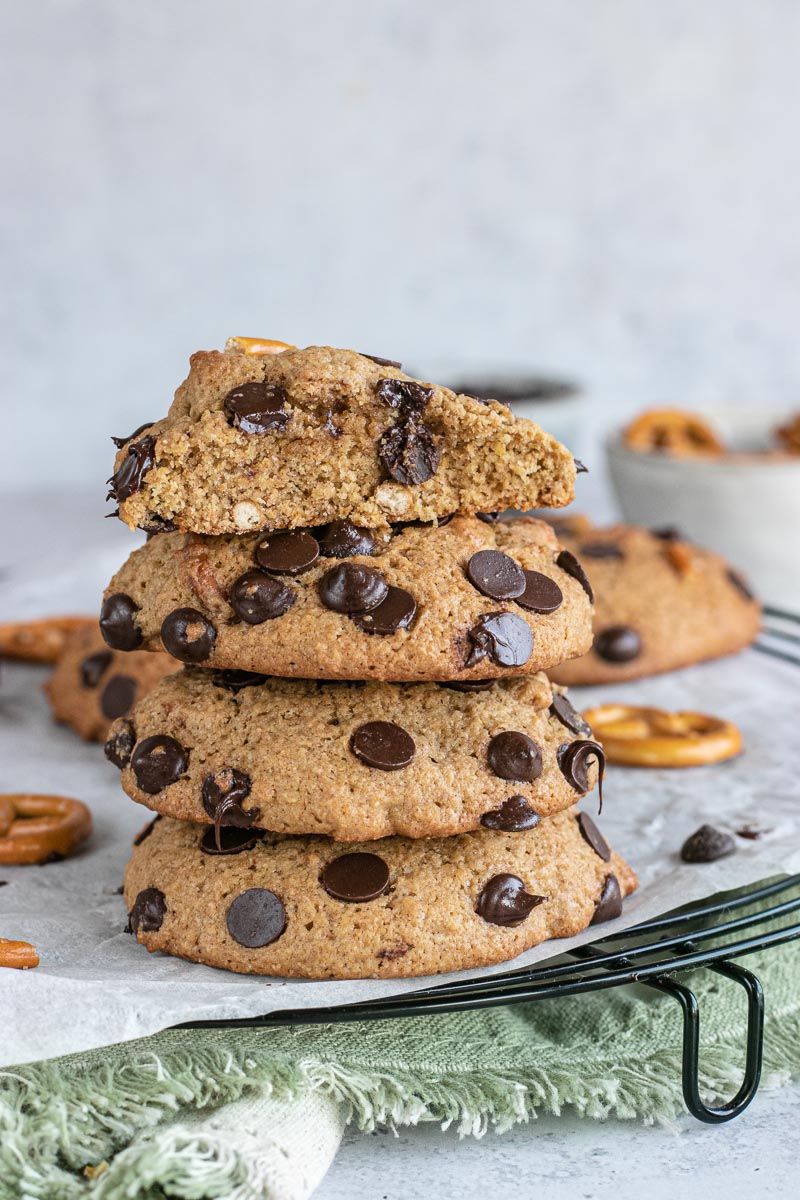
[100, 516, 594, 682]
[108, 343, 577, 535]
[123, 808, 637, 979]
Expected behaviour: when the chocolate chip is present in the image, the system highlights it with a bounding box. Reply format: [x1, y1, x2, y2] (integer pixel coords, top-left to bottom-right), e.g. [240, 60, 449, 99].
[476, 512, 501, 524]
[466, 550, 526, 601]
[549, 694, 593, 738]
[100, 675, 136, 720]
[487, 731, 543, 782]
[200, 826, 260, 855]
[229, 570, 297, 624]
[128, 887, 166, 934]
[224, 382, 290, 434]
[466, 612, 534, 668]
[201, 768, 259, 849]
[379, 419, 440, 485]
[441, 679, 496, 692]
[727, 569, 756, 602]
[319, 520, 377, 558]
[480, 796, 541, 832]
[594, 626, 642, 663]
[318, 563, 388, 613]
[161, 607, 217, 662]
[557, 740, 605, 804]
[375, 377, 433, 415]
[80, 649, 112, 688]
[104, 719, 136, 769]
[680, 824, 737, 863]
[111, 421, 154, 449]
[574, 458, 589, 473]
[211, 669, 269, 692]
[100, 593, 143, 651]
[256, 530, 320, 575]
[350, 586, 416, 634]
[476, 874, 545, 927]
[139, 515, 178, 536]
[107, 435, 156, 503]
[577, 812, 611, 862]
[350, 721, 416, 770]
[516, 571, 564, 613]
[133, 815, 161, 846]
[321, 852, 391, 902]
[590, 875, 623, 924]
[652, 526, 682, 542]
[131, 735, 188, 794]
[580, 542, 624, 560]
[226, 888, 287, 947]
[362, 353, 402, 369]
[555, 550, 594, 603]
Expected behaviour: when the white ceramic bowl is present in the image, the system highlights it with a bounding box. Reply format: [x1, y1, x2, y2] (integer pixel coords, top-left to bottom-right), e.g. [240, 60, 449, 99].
[606, 407, 800, 610]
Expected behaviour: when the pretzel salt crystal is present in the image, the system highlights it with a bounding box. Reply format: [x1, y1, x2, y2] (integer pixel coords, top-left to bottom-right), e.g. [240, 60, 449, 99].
[584, 704, 742, 768]
[0, 794, 93, 865]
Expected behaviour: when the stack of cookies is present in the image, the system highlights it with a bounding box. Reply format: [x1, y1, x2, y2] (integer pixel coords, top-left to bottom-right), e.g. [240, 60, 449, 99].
[100, 341, 636, 979]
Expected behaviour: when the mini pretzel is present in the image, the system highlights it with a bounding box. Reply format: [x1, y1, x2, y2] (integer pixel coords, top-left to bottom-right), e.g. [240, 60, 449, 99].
[777, 412, 800, 454]
[623, 409, 724, 457]
[0, 938, 39, 969]
[584, 704, 742, 768]
[225, 336, 295, 356]
[0, 794, 92, 864]
[0, 616, 96, 664]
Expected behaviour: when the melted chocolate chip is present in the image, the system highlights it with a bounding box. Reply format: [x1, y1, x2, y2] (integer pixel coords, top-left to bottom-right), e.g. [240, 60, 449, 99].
[138, 515, 178, 536]
[100, 593, 143, 651]
[108, 435, 156, 503]
[476, 874, 545, 927]
[200, 826, 260, 855]
[229, 570, 297, 624]
[133, 815, 161, 846]
[319, 520, 377, 558]
[161, 607, 217, 663]
[226, 888, 287, 948]
[480, 796, 541, 832]
[549, 694, 593, 738]
[100, 674, 136, 720]
[362, 353, 402, 369]
[727, 569, 756, 602]
[590, 875, 623, 925]
[486, 731, 543, 782]
[476, 512, 501, 524]
[375, 377, 433, 415]
[131, 735, 188, 794]
[128, 888, 166, 934]
[111, 421, 154, 449]
[224, 382, 290, 434]
[577, 812, 611, 862]
[256, 530, 320, 575]
[211, 669, 269, 693]
[680, 824, 737, 863]
[594, 626, 642, 663]
[379, 418, 440, 486]
[466, 612, 534, 669]
[318, 563, 388, 613]
[557, 740, 605, 804]
[466, 550, 526, 601]
[201, 768, 259, 849]
[555, 550, 594, 603]
[321, 852, 391, 902]
[350, 586, 416, 634]
[441, 679, 495, 693]
[580, 542, 624, 560]
[80, 649, 112, 688]
[516, 571, 564, 613]
[350, 721, 416, 770]
[104, 719, 136, 769]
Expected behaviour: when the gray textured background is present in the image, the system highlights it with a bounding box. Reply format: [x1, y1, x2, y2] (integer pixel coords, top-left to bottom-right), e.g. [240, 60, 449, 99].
[2, 1, 799, 489]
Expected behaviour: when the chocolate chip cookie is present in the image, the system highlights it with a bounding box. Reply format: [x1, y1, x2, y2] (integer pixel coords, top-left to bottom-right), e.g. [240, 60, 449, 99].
[123, 807, 637, 978]
[548, 522, 761, 685]
[109, 344, 577, 535]
[108, 668, 603, 840]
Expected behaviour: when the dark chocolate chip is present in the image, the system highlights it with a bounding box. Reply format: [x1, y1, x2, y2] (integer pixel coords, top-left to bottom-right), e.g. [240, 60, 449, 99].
[350, 586, 416, 634]
[200, 825, 260, 855]
[555, 550, 594, 603]
[201, 768, 259, 850]
[80, 649, 112, 688]
[580, 542, 624, 560]
[107, 435, 156, 503]
[318, 563, 388, 613]
[224, 381, 290, 434]
[104, 719, 136, 769]
[476, 512, 501, 524]
[100, 593, 143, 651]
[226, 888, 287, 947]
[476, 874, 545, 927]
[375, 377, 433, 415]
[441, 679, 496, 693]
[111, 421, 154, 449]
[133, 815, 161, 846]
[256, 530, 320, 575]
[480, 796, 541, 832]
[139, 516, 178, 536]
[466, 612, 534, 669]
[379, 418, 440, 485]
[350, 721, 416, 770]
[516, 571, 564, 613]
[362, 353, 402, 369]
[549, 694, 593, 738]
[727, 568, 756, 602]
[557, 740, 605, 805]
[590, 875, 623, 924]
[211, 669, 270, 693]
[577, 812, 611, 862]
[680, 824, 737, 863]
[131, 735, 188, 794]
[574, 458, 589, 473]
[229, 570, 297, 624]
[466, 550, 526, 601]
[128, 887, 167, 934]
[651, 526, 682, 542]
[487, 731, 543, 782]
[100, 674, 136, 720]
[594, 625, 642, 663]
[319, 520, 377, 558]
[321, 852, 391, 902]
[161, 607, 217, 663]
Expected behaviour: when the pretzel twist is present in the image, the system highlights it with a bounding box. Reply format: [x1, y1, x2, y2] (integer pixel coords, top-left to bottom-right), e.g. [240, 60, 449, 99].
[0, 794, 92, 864]
[0, 616, 96, 664]
[0, 938, 39, 969]
[584, 704, 742, 768]
[623, 409, 723, 457]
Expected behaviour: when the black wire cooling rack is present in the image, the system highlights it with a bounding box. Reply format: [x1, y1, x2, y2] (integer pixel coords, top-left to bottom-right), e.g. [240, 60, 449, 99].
[182, 608, 800, 1126]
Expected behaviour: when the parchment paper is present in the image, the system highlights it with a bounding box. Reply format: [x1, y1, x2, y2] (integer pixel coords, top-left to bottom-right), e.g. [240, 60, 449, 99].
[2, 519, 799, 1068]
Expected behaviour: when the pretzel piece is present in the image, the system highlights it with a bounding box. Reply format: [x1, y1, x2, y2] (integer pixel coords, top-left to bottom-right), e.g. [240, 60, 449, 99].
[0, 794, 93, 864]
[0, 616, 96, 664]
[584, 704, 742, 768]
[623, 409, 724, 457]
[225, 336, 295, 356]
[0, 939, 39, 969]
